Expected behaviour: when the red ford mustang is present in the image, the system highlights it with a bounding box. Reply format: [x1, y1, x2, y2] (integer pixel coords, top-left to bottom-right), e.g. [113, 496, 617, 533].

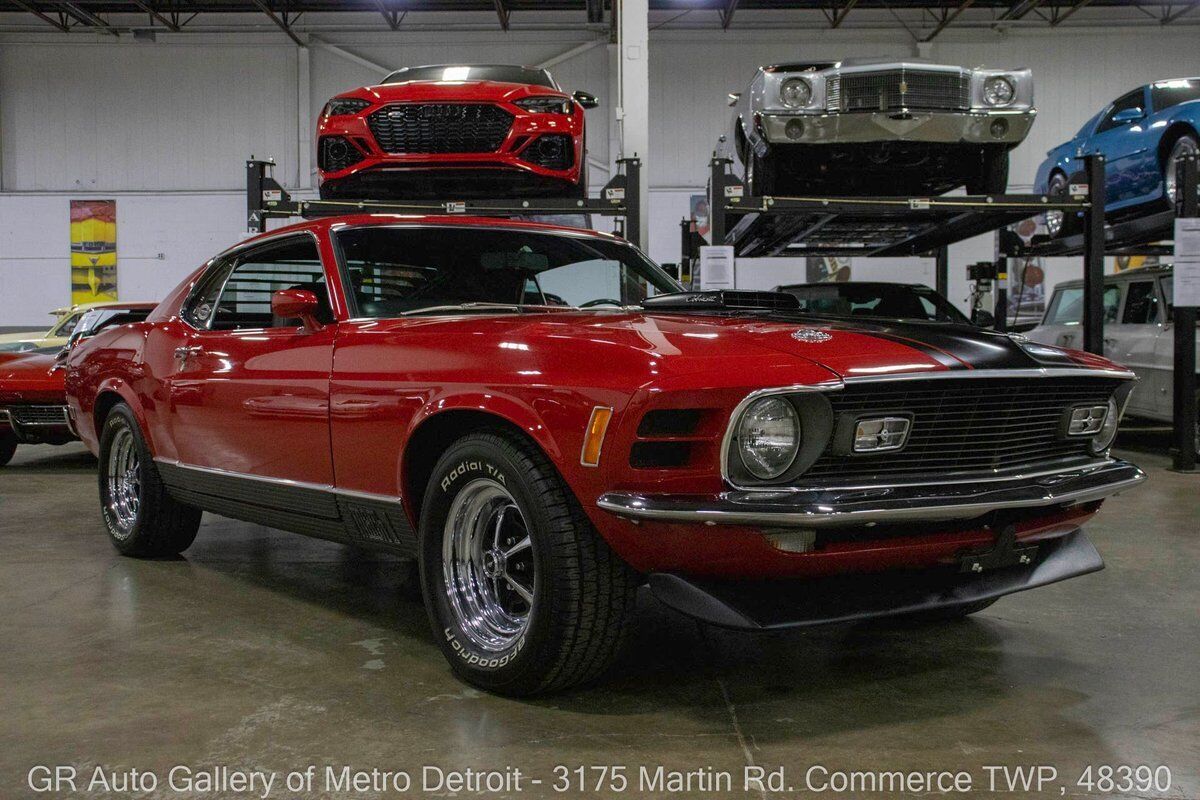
[64, 216, 1144, 695]
[1, 302, 155, 466]
[317, 64, 597, 200]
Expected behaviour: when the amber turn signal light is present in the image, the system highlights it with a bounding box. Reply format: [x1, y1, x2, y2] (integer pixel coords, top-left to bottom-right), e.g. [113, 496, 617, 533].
[580, 406, 614, 467]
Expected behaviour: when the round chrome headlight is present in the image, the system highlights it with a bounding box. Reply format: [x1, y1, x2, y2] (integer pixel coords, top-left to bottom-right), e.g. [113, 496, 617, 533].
[1090, 396, 1121, 454]
[737, 397, 801, 480]
[983, 76, 1015, 107]
[780, 77, 813, 109]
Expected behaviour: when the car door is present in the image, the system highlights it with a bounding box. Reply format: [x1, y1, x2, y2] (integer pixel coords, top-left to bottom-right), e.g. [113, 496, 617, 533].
[1033, 283, 1121, 355]
[1113, 277, 1165, 417]
[1085, 88, 1158, 208]
[166, 233, 337, 484]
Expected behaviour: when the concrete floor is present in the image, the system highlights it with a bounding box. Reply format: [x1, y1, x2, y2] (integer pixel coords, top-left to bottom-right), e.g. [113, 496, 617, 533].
[1, 432, 1197, 800]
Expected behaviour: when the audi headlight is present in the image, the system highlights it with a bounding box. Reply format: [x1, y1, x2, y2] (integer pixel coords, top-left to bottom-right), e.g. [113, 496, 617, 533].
[1090, 396, 1121, 454]
[322, 98, 370, 117]
[515, 95, 574, 114]
[983, 76, 1016, 107]
[780, 77, 813, 109]
[736, 397, 801, 480]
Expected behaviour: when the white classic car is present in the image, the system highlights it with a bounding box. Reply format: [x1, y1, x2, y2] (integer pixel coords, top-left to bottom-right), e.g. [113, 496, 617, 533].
[1026, 266, 1197, 440]
[729, 59, 1035, 196]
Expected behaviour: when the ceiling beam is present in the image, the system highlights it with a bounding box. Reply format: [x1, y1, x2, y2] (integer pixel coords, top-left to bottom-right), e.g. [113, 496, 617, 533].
[997, 0, 1044, 19]
[128, 0, 181, 31]
[493, 0, 510, 30]
[58, 1, 120, 35]
[719, 0, 739, 28]
[831, 0, 860, 28]
[1051, 0, 1094, 25]
[9, 0, 69, 31]
[372, 0, 404, 30]
[1162, 1, 1199, 23]
[248, 0, 305, 45]
[921, 0, 975, 41]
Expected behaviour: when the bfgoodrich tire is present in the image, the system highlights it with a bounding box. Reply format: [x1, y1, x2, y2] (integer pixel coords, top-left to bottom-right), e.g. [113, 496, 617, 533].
[419, 430, 639, 696]
[98, 403, 201, 557]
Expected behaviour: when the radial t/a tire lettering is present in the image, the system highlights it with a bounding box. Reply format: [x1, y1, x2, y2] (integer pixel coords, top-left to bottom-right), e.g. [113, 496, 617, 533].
[418, 430, 639, 696]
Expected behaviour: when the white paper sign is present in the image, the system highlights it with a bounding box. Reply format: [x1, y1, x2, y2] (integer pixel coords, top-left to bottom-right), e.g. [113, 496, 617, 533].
[1174, 218, 1200, 308]
[698, 246, 735, 291]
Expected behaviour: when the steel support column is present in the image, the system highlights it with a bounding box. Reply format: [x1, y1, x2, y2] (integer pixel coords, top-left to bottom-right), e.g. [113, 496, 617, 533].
[1082, 154, 1107, 355]
[935, 246, 949, 298]
[618, 0, 649, 250]
[1172, 154, 1198, 472]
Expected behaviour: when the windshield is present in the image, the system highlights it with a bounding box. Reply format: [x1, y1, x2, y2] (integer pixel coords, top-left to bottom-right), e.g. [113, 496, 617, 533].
[336, 226, 678, 318]
[776, 283, 971, 324]
[382, 65, 555, 88]
[48, 311, 83, 338]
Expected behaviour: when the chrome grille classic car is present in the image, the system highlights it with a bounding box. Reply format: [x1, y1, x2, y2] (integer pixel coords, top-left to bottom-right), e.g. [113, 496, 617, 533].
[730, 59, 1035, 196]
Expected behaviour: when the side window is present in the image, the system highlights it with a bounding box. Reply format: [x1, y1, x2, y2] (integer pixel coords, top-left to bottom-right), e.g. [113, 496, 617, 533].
[1103, 284, 1122, 323]
[182, 260, 235, 329]
[211, 237, 331, 331]
[1095, 90, 1144, 134]
[1122, 281, 1159, 324]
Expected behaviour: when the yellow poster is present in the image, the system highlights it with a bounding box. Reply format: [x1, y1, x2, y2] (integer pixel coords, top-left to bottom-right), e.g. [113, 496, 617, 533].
[70, 200, 117, 304]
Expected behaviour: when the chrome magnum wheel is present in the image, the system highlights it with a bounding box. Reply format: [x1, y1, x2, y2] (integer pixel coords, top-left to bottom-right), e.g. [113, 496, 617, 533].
[98, 403, 201, 557]
[420, 430, 638, 696]
[105, 426, 141, 538]
[442, 478, 535, 652]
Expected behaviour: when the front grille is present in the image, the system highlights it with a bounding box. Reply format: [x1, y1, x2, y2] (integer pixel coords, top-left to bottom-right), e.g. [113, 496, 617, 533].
[7, 405, 68, 426]
[367, 103, 513, 154]
[804, 377, 1121, 483]
[827, 69, 970, 112]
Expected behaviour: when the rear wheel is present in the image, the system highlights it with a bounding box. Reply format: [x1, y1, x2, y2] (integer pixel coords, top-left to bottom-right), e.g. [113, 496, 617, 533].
[98, 404, 202, 557]
[1044, 171, 1077, 238]
[419, 430, 638, 696]
[0, 430, 16, 467]
[1164, 134, 1198, 205]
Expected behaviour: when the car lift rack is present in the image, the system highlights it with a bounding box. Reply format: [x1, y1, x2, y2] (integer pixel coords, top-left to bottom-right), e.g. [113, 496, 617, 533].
[245, 157, 644, 247]
[690, 152, 1198, 472]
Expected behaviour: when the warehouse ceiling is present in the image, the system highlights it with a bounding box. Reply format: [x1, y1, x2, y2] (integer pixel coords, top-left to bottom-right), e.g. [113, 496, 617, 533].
[1, 0, 1197, 40]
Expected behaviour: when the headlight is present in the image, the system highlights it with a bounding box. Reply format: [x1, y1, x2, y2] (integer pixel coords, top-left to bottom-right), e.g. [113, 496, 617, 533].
[983, 76, 1015, 107]
[780, 78, 813, 109]
[1090, 396, 1121, 454]
[322, 98, 370, 117]
[515, 95, 574, 114]
[736, 397, 801, 480]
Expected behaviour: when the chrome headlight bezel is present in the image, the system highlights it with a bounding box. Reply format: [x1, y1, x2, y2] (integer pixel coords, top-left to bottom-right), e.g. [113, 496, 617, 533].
[779, 77, 813, 109]
[982, 76, 1016, 107]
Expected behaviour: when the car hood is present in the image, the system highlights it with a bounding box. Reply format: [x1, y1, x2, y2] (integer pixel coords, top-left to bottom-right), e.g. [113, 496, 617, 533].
[358, 80, 563, 104]
[382, 311, 1121, 382]
[0, 352, 63, 402]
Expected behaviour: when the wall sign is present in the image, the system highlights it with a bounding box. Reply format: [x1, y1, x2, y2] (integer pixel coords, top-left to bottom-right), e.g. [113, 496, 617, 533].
[70, 200, 117, 304]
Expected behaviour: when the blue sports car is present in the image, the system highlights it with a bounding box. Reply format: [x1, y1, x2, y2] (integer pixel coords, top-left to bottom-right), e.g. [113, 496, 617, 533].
[1034, 78, 1199, 236]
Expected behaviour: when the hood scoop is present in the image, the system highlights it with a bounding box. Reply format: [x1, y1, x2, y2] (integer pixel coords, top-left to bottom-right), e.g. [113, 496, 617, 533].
[641, 291, 800, 313]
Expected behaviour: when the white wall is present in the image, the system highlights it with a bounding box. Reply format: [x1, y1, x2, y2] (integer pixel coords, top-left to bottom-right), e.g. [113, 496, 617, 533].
[2, 25, 1199, 326]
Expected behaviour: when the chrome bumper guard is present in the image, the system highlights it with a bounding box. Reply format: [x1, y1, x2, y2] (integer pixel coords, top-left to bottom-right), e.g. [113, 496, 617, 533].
[759, 108, 1035, 145]
[597, 459, 1145, 529]
[647, 529, 1103, 630]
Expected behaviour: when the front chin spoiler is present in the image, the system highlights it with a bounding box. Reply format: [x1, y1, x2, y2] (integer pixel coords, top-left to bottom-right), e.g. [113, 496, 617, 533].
[648, 528, 1103, 630]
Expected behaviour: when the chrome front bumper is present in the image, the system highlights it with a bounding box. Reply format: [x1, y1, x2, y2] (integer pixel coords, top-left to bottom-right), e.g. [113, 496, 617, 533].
[597, 459, 1145, 529]
[759, 108, 1035, 145]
